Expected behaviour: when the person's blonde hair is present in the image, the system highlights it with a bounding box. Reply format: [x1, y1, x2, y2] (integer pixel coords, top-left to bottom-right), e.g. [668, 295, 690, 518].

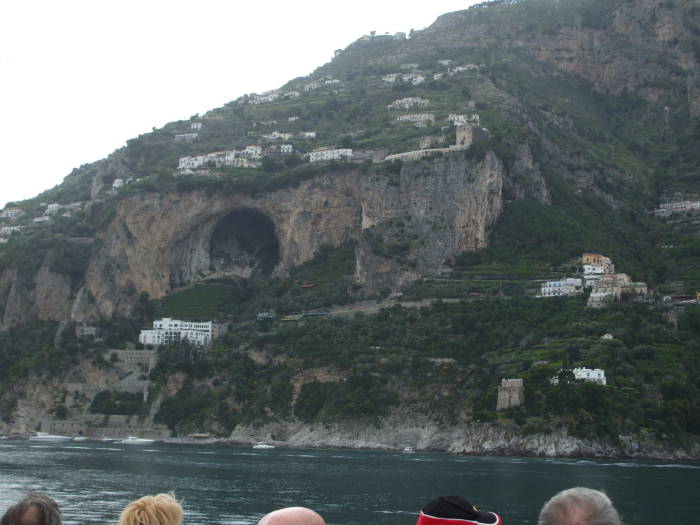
[118, 493, 183, 525]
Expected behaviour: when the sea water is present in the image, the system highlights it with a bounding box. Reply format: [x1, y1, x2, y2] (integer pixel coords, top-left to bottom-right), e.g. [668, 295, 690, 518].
[0, 440, 698, 525]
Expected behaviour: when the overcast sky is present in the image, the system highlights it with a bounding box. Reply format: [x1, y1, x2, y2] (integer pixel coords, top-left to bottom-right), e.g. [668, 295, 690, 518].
[1, 1, 480, 208]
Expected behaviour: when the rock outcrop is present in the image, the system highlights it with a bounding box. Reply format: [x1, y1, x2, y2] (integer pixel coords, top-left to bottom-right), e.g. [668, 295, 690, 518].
[397, 0, 700, 116]
[1, 149, 547, 326]
[228, 411, 700, 460]
[1, 262, 73, 328]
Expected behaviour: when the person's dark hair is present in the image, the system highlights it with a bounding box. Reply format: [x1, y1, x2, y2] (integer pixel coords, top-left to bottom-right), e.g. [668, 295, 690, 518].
[0, 493, 62, 525]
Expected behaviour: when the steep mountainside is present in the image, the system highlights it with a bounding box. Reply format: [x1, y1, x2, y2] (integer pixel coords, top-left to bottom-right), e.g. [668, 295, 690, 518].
[1, 0, 699, 455]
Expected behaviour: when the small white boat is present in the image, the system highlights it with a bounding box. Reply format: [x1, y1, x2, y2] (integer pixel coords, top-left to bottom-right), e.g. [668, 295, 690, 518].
[100, 436, 115, 442]
[402, 446, 415, 454]
[120, 436, 156, 445]
[28, 432, 72, 443]
[252, 443, 275, 449]
[73, 436, 87, 442]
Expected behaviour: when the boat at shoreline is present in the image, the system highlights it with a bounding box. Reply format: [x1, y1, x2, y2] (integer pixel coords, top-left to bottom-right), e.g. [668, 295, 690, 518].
[252, 443, 275, 449]
[28, 432, 72, 443]
[120, 436, 156, 445]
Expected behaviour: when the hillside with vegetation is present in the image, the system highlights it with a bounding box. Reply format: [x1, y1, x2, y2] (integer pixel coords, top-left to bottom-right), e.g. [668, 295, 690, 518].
[1, 0, 699, 455]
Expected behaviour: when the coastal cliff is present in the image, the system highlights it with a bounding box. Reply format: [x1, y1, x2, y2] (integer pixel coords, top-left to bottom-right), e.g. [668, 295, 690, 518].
[2, 0, 699, 458]
[227, 413, 700, 460]
[1, 148, 546, 326]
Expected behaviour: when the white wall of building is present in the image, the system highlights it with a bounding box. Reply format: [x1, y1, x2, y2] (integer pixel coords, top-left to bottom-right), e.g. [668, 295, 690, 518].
[139, 317, 215, 347]
[308, 148, 352, 163]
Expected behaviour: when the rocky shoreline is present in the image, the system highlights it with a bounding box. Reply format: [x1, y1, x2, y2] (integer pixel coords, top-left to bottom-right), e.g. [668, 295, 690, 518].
[225, 413, 700, 461]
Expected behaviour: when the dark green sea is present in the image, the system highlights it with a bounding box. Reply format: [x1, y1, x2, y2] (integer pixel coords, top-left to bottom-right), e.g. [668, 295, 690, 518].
[0, 440, 697, 525]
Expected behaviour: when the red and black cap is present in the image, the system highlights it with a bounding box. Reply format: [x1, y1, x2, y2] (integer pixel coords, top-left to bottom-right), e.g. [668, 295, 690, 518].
[416, 495, 502, 525]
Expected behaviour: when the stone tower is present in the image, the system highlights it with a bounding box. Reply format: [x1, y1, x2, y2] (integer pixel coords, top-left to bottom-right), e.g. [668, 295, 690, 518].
[496, 378, 524, 410]
[456, 124, 474, 147]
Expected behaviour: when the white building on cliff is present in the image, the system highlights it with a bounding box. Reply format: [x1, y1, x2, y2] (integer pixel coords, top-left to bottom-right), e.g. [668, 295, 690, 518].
[551, 367, 607, 386]
[139, 318, 221, 347]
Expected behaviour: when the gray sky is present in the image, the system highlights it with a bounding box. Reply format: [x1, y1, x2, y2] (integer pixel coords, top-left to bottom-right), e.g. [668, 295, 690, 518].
[1, 1, 479, 208]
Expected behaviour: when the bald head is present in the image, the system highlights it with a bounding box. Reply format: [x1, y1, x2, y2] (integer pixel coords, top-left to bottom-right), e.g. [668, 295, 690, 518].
[257, 507, 325, 525]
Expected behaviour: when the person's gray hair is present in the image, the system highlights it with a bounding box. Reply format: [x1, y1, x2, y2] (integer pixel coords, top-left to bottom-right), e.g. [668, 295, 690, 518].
[538, 487, 620, 525]
[0, 493, 62, 525]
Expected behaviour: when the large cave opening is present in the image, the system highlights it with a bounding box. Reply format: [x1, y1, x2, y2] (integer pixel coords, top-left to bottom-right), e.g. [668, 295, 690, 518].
[209, 209, 279, 277]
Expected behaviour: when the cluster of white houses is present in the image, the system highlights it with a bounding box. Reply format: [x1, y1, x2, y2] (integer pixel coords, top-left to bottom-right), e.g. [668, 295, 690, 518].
[177, 143, 301, 172]
[174, 116, 485, 171]
[539, 253, 648, 307]
[238, 56, 481, 110]
[1, 201, 89, 241]
[381, 61, 479, 86]
[249, 90, 300, 105]
[178, 150, 253, 171]
[139, 318, 223, 347]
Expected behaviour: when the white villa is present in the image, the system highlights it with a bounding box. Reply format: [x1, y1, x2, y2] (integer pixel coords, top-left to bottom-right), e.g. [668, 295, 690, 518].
[45, 203, 61, 215]
[242, 145, 263, 159]
[139, 318, 220, 347]
[448, 113, 480, 126]
[250, 93, 280, 105]
[308, 148, 352, 163]
[1, 207, 24, 219]
[178, 150, 238, 170]
[0, 226, 22, 236]
[387, 97, 430, 110]
[540, 278, 583, 297]
[552, 367, 607, 386]
[396, 114, 435, 126]
[582, 253, 615, 274]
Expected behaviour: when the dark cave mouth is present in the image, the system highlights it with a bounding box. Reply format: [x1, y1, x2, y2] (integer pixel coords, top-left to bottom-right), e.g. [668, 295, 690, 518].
[209, 209, 279, 276]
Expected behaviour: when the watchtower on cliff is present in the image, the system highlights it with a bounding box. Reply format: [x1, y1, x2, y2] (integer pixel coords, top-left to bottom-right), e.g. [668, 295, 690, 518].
[496, 378, 524, 410]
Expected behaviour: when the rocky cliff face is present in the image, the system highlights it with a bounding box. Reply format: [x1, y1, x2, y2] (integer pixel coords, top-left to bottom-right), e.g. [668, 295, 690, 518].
[1, 262, 73, 328]
[0, 149, 546, 326]
[532, 0, 700, 114]
[357, 152, 509, 290]
[228, 410, 700, 460]
[406, 0, 700, 115]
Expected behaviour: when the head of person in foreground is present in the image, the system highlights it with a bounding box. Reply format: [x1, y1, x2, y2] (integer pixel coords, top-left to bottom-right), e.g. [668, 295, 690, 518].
[118, 493, 183, 525]
[0, 493, 62, 525]
[538, 487, 620, 525]
[416, 495, 502, 525]
[257, 507, 325, 525]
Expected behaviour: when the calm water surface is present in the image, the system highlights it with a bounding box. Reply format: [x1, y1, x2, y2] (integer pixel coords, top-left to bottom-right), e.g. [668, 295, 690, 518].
[0, 440, 698, 525]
